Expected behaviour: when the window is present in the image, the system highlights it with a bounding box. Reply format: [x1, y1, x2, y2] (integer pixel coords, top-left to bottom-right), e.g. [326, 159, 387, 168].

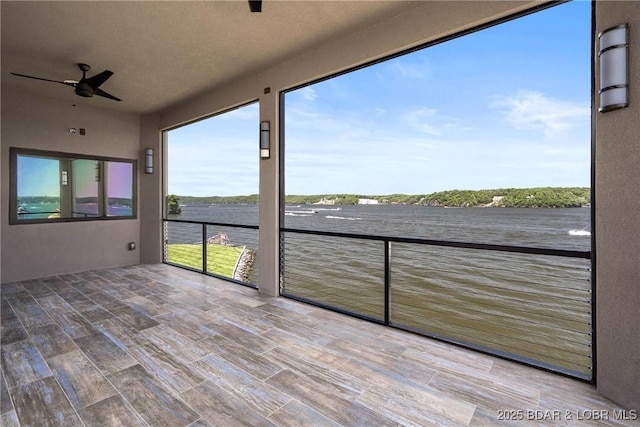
[165, 101, 259, 219]
[280, 1, 593, 379]
[164, 102, 260, 284]
[283, 1, 591, 248]
[10, 148, 136, 224]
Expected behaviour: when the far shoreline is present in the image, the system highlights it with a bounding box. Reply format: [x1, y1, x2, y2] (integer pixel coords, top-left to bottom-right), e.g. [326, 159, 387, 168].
[171, 186, 591, 209]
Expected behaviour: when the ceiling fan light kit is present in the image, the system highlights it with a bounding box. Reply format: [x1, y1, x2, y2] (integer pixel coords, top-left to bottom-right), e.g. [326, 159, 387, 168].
[11, 63, 122, 102]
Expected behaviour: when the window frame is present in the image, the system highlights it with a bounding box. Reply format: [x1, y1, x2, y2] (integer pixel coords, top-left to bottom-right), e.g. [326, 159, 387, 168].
[278, 0, 595, 382]
[9, 147, 138, 224]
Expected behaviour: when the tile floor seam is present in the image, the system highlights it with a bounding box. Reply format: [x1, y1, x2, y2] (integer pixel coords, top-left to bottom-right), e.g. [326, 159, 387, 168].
[48, 323, 146, 424]
[2, 298, 32, 346]
[4, 265, 633, 427]
[46, 372, 91, 427]
[99, 378, 153, 427]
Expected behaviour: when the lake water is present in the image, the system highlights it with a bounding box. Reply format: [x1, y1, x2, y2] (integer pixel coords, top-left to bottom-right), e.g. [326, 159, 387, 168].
[171, 203, 590, 249]
[167, 204, 592, 378]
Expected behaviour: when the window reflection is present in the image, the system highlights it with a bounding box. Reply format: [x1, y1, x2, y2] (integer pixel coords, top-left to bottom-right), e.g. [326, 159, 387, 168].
[11, 148, 136, 223]
[16, 155, 61, 220]
[106, 161, 134, 216]
[73, 159, 99, 217]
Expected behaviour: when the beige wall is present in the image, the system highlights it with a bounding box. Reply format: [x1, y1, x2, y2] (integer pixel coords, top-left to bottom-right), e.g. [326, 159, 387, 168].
[595, 1, 640, 411]
[0, 87, 142, 282]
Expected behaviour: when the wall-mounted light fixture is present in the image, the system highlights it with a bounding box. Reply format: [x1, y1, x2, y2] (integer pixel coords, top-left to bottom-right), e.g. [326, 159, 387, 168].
[260, 121, 270, 159]
[599, 24, 628, 113]
[145, 148, 154, 174]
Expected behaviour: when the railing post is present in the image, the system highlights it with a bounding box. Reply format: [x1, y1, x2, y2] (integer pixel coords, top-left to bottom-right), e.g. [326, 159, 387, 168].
[202, 223, 207, 274]
[384, 239, 390, 326]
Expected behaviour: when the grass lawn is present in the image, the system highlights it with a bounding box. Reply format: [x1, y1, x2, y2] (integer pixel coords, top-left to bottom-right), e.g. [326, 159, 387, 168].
[166, 244, 245, 278]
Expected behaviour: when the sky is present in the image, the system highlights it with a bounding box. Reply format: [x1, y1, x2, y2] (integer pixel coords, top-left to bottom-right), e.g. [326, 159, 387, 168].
[18, 156, 60, 197]
[18, 156, 133, 199]
[168, 1, 591, 197]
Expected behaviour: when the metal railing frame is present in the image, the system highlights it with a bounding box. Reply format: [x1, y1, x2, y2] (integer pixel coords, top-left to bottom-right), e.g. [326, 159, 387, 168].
[280, 226, 593, 381]
[163, 218, 259, 289]
[162, 217, 593, 380]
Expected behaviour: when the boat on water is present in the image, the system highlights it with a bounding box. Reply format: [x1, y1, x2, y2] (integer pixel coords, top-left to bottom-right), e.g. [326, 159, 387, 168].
[568, 229, 591, 236]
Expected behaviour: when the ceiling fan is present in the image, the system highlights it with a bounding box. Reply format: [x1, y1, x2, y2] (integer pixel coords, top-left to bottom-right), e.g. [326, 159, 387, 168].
[11, 63, 121, 101]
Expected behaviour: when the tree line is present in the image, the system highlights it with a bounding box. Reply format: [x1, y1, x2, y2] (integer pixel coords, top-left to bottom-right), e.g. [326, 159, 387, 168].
[168, 187, 590, 209]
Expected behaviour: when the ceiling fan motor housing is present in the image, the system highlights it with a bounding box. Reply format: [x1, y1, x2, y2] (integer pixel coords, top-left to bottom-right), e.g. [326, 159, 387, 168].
[75, 81, 94, 97]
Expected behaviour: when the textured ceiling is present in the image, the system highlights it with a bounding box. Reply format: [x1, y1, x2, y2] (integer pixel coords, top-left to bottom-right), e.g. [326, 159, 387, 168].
[1, 1, 420, 114]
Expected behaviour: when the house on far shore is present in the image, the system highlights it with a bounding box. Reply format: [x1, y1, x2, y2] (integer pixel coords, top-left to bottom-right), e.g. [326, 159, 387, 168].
[315, 198, 336, 205]
[358, 198, 379, 205]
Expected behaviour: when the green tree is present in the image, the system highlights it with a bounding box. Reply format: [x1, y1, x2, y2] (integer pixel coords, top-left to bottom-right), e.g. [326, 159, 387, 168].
[167, 194, 182, 215]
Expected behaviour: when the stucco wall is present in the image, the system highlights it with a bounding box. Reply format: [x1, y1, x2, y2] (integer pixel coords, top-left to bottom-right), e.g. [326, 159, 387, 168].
[0, 87, 142, 283]
[595, 1, 640, 411]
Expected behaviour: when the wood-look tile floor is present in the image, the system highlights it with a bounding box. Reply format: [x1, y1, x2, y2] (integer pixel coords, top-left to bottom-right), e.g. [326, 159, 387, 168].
[1, 265, 637, 426]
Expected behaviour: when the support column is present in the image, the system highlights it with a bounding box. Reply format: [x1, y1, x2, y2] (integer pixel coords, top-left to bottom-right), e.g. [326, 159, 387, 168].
[258, 89, 280, 297]
[139, 113, 163, 264]
[595, 1, 640, 411]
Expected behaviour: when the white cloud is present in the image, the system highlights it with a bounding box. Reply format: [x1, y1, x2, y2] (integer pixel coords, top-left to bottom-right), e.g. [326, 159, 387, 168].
[285, 107, 350, 132]
[491, 91, 589, 137]
[401, 107, 461, 136]
[219, 102, 259, 120]
[373, 107, 386, 118]
[386, 57, 429, 79]
[299, 86, 318, 101]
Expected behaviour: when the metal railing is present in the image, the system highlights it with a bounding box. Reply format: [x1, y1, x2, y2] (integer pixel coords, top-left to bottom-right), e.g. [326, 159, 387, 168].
[280, 227, 592, 380]
[163, 219, 259, 288]
[162, 218, 593, 380]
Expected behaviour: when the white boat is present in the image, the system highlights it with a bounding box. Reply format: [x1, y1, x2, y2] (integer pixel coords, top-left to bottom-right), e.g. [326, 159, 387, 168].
[568, 229, 591, 236]
[285, 209, 319, 214]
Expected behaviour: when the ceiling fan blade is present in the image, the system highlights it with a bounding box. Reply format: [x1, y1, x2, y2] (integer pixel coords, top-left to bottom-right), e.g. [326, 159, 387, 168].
[11, 72, 67, 85]
[13, 65, 119, 101]
[94, 87, 121, 102]
[86, 70, 113, 89]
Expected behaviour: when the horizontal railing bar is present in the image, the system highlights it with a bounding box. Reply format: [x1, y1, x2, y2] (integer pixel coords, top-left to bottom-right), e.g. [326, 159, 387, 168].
[389, 276, 592, 305]
[389, 321, 592, 381]
[164, 218, 259, 230]
[393, 319, 593, 368]
[391, 293, 591, 330]
[390, 298, 592, 348]
[389, 283, 592, 322]
[164, 260, 204, 275]
[164, 220, 259, 288]
[282, 227, 590, 259]
[394, 267, 591, 296]
[283, 285, 592, 380]
[282, 292, 385, 325]
[285, 283, 592, 369]
[165, 261, 258, 289]
[165, 219, 589, 259]
[204, 270, 258, 289]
